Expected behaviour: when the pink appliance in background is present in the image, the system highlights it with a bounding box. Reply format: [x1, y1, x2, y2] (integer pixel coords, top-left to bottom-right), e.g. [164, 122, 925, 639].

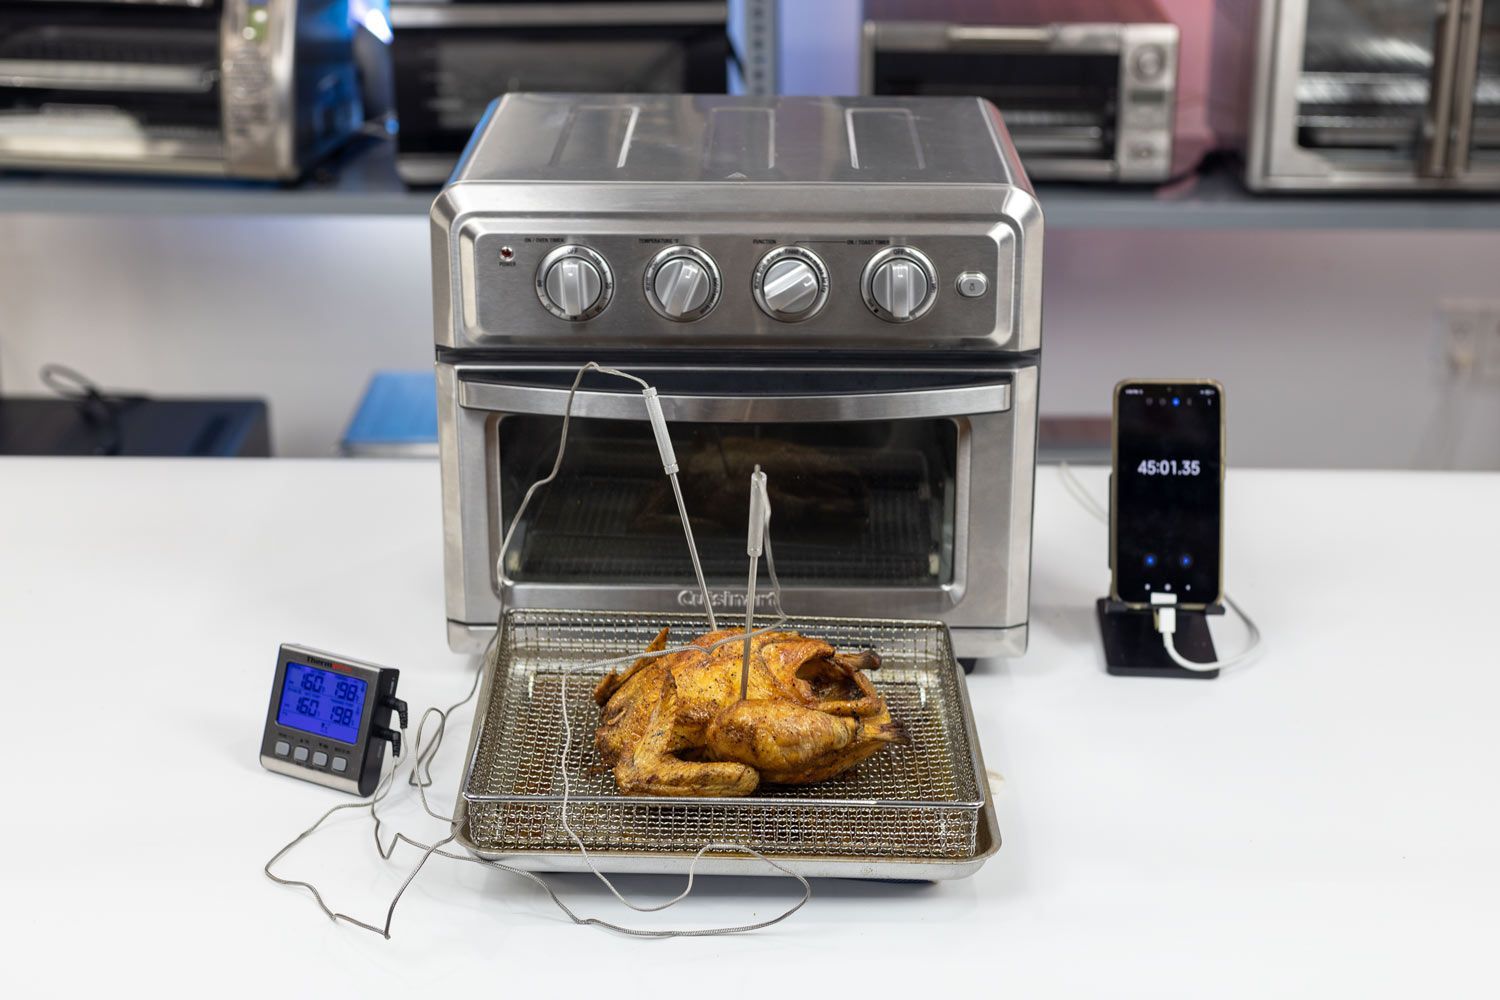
[1157, 0, 1217, 176]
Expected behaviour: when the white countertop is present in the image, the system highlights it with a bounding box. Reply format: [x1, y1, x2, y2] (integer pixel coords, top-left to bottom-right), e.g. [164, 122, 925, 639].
[3, 459, 1497, 996]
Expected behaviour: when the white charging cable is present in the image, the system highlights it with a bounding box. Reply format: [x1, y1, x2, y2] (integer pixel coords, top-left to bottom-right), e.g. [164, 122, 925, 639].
[1148, 592, 1262, 672]
[1057, 462, 1263, 673]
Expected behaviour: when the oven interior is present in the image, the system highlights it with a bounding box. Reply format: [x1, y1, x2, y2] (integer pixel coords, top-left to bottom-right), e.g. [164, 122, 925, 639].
[493, 414, 960, 590]
[0, 3, 226, 156]
[872, 49, 1120, 160]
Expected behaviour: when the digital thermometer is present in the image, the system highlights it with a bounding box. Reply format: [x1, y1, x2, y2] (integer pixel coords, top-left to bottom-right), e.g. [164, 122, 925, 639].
[260, 644, 406, 796]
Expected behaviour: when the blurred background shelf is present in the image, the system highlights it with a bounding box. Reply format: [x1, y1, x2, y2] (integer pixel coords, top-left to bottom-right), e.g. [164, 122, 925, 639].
[5, 148, 1499, 229]
[1037, 160, 1500, 231]
[0, 137, 432, 218]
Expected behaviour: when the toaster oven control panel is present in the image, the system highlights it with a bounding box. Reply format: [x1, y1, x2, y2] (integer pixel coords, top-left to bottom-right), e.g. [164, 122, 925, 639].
[459, 228, 1017, 347]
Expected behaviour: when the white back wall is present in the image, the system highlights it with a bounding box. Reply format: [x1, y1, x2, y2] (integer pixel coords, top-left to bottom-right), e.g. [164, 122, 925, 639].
[1043, 228, 1500, 471]
[0, 213, 432, 457]
[1, 213, 1496, 468]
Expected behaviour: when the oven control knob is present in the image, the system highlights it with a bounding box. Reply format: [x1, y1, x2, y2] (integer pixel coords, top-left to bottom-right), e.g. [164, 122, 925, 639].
[762, 260, 818, 315]
[536, 245, 613, 321]
[752, 246, 829, 322]
[862, 247, 937, 323]
[645, 246, 721, 322]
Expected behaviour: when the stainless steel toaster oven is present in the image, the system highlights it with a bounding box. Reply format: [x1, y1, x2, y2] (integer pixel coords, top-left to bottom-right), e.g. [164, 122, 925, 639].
[431, 94, 1043, 662]
[0, 0, 366, 178]
[1239, 0, 1500, 190]
[862, 0, 1179, 183]
[389, 1, 729, 186]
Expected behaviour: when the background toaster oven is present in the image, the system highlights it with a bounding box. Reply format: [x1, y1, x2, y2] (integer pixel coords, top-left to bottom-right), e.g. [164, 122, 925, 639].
[862, 0, 1180, 183]
[0, 0, 368, 179]
[389, 1, 730, 186]
[1234, 0, 1500, 191]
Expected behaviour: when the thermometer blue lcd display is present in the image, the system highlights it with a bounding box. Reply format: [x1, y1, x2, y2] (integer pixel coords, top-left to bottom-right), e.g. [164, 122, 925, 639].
[276, 662, 367, 744]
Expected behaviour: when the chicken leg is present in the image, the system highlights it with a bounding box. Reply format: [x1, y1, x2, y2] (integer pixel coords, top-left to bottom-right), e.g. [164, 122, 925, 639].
[613, 672, 760, 796]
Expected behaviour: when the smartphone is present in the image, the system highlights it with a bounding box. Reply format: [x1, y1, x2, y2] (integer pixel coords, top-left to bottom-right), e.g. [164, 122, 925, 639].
[1110, 379, 1225, 609]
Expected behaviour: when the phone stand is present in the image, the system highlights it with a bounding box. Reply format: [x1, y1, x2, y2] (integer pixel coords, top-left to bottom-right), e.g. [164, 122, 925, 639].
[1096, 598, 1222, 680]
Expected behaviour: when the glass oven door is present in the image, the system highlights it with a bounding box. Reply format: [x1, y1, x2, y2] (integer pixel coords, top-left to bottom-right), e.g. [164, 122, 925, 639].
[1255, 0, 1499, 189]
[390, 2, 729, 184]
[439, 363, 1038, 655]
[872, 45, 1120, 166]
[0, 1, 226, 171]
[866, 24, 1124, 181]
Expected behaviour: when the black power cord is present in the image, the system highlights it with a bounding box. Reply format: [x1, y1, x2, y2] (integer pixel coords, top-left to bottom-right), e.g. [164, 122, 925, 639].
[38, 363, 149, 457]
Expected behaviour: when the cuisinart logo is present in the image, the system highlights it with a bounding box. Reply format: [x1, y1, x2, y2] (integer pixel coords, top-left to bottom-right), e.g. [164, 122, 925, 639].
[676, 589, 778, 610]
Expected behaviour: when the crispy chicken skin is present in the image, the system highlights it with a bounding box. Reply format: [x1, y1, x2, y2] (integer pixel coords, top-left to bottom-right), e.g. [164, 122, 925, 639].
[593, 627, 906, 796]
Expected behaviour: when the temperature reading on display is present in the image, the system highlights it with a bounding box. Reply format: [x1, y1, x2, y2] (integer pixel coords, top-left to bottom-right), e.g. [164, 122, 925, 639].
[262, 643, 405, 797]
[276, 662, 368, 744]
[1137, 459, 1202, 476]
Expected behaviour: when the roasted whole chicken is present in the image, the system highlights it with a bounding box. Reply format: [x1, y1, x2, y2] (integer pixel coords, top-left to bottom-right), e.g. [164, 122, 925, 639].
[593, 627, 907, 796]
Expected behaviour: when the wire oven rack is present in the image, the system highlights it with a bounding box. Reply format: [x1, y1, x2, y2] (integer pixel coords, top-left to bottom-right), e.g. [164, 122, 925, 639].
[454, 610, 999, 879]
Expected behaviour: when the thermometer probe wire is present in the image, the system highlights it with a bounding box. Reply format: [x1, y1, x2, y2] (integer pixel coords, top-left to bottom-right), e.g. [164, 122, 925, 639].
[266, 361, 807, 938]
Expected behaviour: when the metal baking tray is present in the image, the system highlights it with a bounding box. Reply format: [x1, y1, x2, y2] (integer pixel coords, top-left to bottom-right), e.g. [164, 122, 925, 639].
[453, 609, 999, 879]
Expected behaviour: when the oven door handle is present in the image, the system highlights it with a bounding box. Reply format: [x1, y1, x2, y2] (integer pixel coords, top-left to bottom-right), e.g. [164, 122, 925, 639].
[0, 60, 216, 94]
[1444, 0, 1486, 176]
[943, 26, 1057, 51]
[1419, 0, 1467, 178]
[458, 376, 1012, 423]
